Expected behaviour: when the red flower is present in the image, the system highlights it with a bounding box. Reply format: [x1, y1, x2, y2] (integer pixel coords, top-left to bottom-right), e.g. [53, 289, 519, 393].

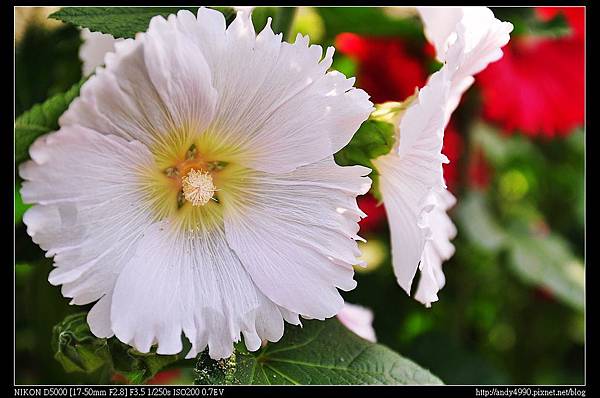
[335, 33, 428, 103]
[476, 8, 584, 138]
[442, 122, 462, 192]
[358, 193, 386, 233]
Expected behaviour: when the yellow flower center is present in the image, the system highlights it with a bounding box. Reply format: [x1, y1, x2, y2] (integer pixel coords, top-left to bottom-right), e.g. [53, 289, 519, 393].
[139, 136, 253, 234]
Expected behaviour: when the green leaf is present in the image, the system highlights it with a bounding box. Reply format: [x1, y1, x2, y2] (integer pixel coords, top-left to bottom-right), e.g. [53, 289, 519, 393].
[471, 122, 544, 169]
[52, 313, 187, 383]
[316, 7, 425, 41]
[457, 193, 583, 312]
[15, 79, 85, 164]
[508, 233, 584, 312]
[194, 318, 442, 385]
[457, 193, 508, 252]
[335, 120, 395, 169]
[53, 313, 110, 374]
[50, 7, 236, 39]
[334, 119, 395, 201]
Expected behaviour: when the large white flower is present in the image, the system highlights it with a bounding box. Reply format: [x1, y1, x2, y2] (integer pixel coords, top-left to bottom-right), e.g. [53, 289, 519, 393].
[19, 8, 373, 359]
[372, 7, 512, 307]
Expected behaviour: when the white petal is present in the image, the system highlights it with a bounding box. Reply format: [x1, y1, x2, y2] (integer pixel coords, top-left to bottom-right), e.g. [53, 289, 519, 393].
[79, 28, 122, 76]
[224, 158, 371, 319]
[373, 68, 449, 294]
[417, 7, 465, 61]
[445, 7, 512, 73]
[144, 14, 218, 141]
[428, 189, 457, 261]
[234, 67, 373, 174]
[109, 220, 288, 359]
[175, 9, 373, 173]
[87, 293, 114, 338]
[414, 189, 457, 307]
[413, 244, 443, 308]
[337, 303, 377, 342]
[418, 7, 513, 122]
[19, 126, 155, 305]
[374, 154, 426, 293]
[395, 68, 450, 170]
[62, 16, 218, 150]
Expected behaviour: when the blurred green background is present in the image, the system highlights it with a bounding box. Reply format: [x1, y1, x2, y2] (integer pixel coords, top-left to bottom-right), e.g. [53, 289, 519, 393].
[15, 7, 584, 385]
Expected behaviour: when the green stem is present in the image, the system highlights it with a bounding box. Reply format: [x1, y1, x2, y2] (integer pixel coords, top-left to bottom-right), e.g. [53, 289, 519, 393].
[272, 7, 297, 42]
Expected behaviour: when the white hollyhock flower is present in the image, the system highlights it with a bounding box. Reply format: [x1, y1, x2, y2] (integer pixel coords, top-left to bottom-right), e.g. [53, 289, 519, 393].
[419, 7, 514, 123]
[337, 303, 376, 342]
[79, 28, 121, 76]
[20, 8, 373, 359]
[372, 7, 512, 307]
